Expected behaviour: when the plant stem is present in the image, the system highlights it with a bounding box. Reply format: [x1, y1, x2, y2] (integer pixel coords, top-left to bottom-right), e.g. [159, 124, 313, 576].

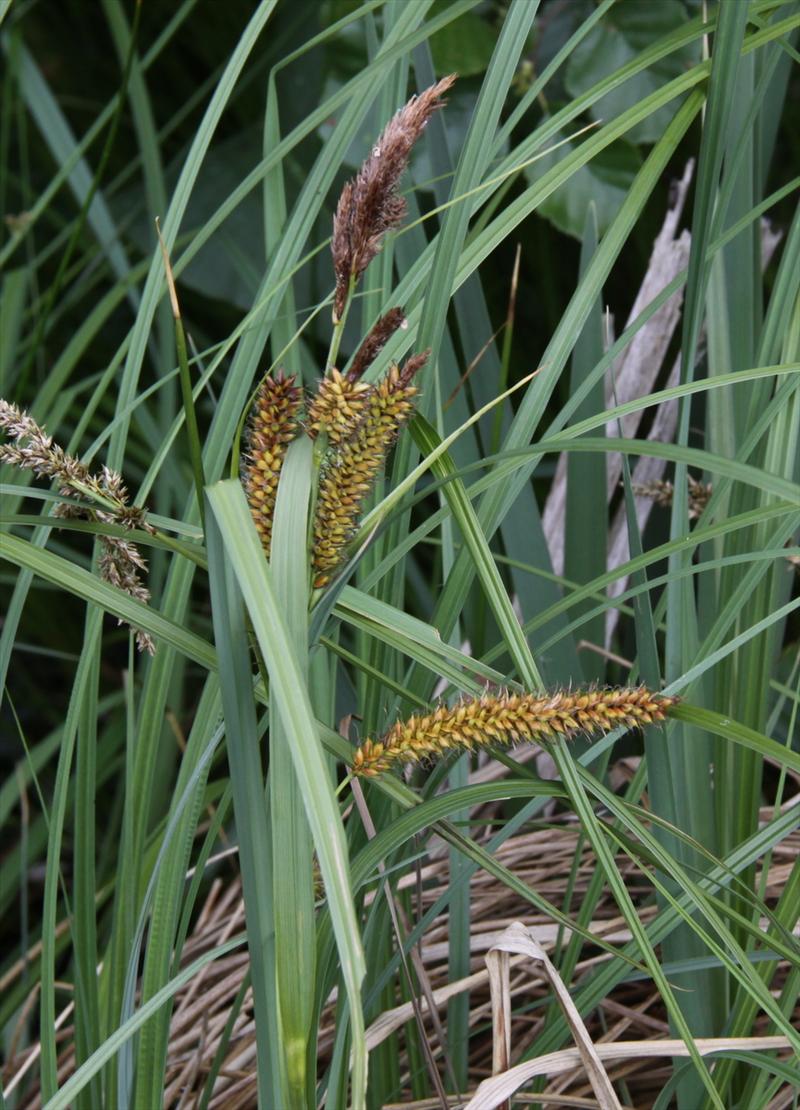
[327, 273, 356, 371]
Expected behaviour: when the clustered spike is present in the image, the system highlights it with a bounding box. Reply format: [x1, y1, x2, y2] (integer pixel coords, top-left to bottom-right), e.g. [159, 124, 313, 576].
[633, 476, 712, 521]
[0, 399, 155, 653]
[312, 352, 429, 586]
[351, 686, 679, 776]
[307, 368, 371, 444]
[242, 81, 452, 585]
[242, 373, 303, 557]
[4, 79, 454, 657]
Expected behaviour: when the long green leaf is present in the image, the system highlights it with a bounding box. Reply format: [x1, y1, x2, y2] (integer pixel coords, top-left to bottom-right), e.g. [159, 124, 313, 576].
[269, 436, 317, 1106]
[206, 505, 282, 1108]
[43, 937, 246, 1110]
[205, 480, 368, 1106]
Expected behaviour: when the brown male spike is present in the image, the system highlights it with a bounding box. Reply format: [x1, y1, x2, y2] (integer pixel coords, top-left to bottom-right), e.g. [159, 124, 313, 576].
[332, 76, 456, 321]
[347, 307, 407, 381]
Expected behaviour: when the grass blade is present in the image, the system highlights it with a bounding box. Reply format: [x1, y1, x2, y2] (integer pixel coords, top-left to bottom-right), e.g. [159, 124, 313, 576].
[206, 480, 368, 1106]
[206, 502, 283, 1108]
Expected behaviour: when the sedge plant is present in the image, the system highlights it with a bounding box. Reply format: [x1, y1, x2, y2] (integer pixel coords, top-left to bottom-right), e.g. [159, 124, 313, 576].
[1, 3, 798, 1108]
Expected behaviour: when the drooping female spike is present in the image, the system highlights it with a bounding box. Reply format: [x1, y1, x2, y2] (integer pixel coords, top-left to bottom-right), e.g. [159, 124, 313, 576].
[351, 686, 679, 776]
[0, 400, 156, 652]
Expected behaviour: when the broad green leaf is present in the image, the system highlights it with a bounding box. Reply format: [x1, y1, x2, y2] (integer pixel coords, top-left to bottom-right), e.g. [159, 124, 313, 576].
[530, 131, 642, 240]
[565, 0, 702, 144]
[428, 0, 499, 76]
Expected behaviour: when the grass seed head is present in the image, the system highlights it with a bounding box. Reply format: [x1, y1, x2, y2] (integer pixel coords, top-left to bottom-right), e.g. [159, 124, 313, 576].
[0, 400, 155, 652]
[307, 368, 372, 444]
[331, 76, 456, 321]
[312, 351, 429, 587]
[243, 372, 303, 558]
[633, 476, 712, 520]
[347, 307, 408, 381]
[351, 686, 679, 776]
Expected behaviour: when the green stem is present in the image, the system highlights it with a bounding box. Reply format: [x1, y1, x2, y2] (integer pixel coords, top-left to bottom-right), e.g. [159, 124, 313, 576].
[307, 429, 327, 594]
[173, 312, 206, 531]
[327, 273, 356, 371]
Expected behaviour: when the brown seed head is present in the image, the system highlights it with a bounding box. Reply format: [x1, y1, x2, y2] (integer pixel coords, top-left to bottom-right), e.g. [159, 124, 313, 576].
[633, 476, 712, 521]
[351, 686, 679, 776]
[332, 76, 456, 320]
[396, 350, 431, 389]
[348, 307, 407, 381]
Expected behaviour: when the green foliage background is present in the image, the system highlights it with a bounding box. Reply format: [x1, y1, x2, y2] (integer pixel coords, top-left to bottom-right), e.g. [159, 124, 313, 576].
[1, 1, 798, 1107]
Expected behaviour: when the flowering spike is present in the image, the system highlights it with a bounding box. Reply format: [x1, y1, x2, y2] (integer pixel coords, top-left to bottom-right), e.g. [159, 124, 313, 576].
[0, 400, 155, 652]
[332, 76, 456, 321]
[307, 368, 371, 444]
[242, 373, 303, 557]
[311, 351, 429, 587]
[633, 476, 712, 520]
[351, 686, 679, 776]
[347, 307, 407, 382]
